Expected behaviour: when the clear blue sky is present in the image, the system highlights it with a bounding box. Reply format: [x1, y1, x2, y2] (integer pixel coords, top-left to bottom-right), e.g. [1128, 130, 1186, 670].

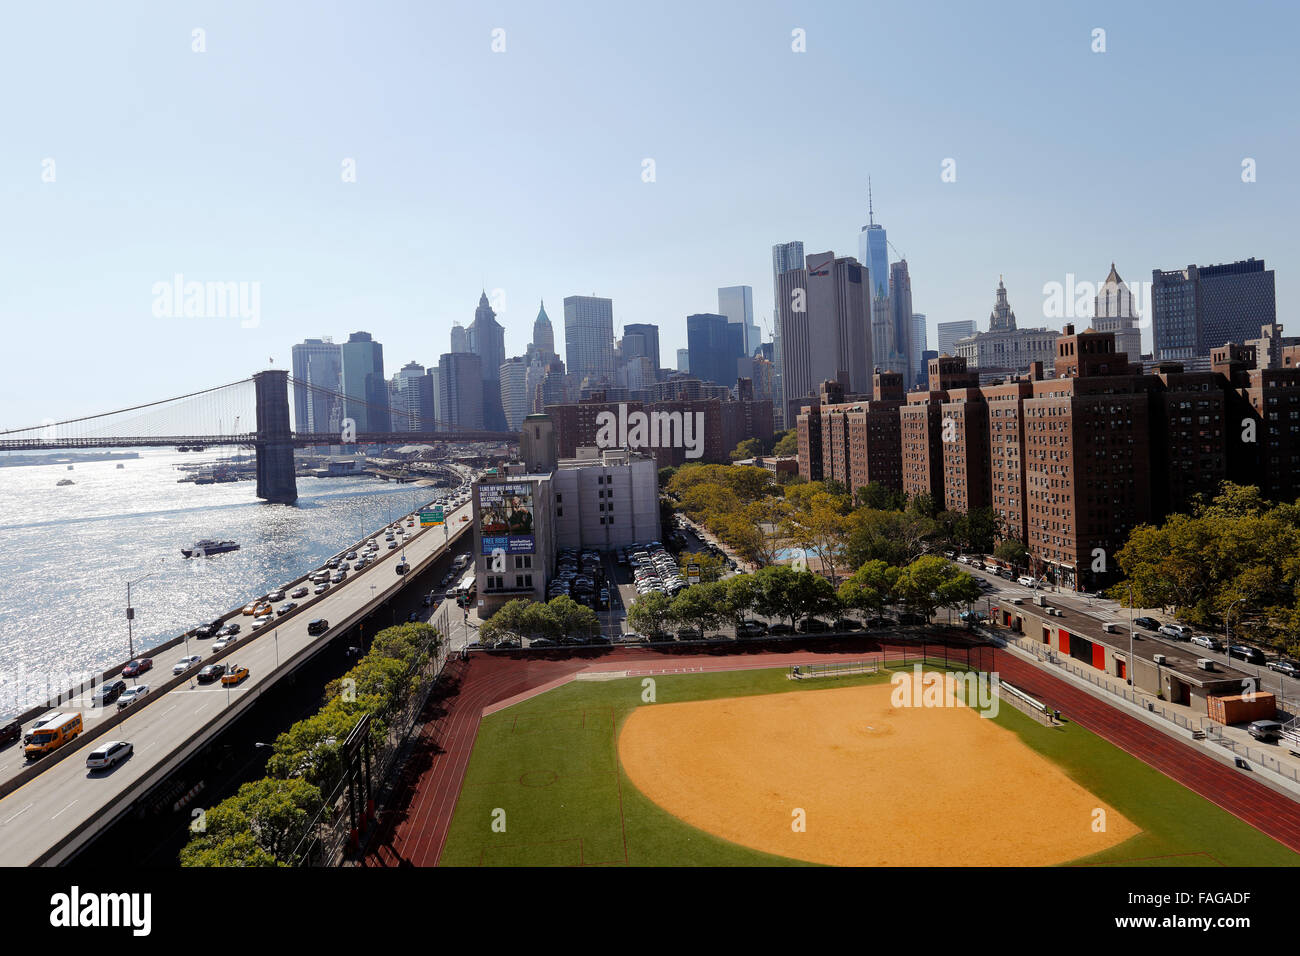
[2, 0, 1297, 427]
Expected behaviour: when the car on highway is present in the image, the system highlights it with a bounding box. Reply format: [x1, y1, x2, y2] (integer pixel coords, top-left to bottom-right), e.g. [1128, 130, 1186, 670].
[173, 655, 202, 675]
[193, 623, 217, 639]
[267, 590, 285, 602]
[242, 600, 262, 615]
[122, 658, 153, 677]
[388, 541, 398, 549]
[197, 664, 226, 684]
[1267, 659, 1300, 678]
[222, 665, 250, 686]
[395, 562, 410, 575]
[1228, 645, 1266, 665]
[219, 621, 241, 637]
[0, 719, 21, 748]
[307, 618, 330, 636]
[211, 633, 238, 653]
[251, 616, 273, 630]
[314, 582, 330, 595]
[116, 685, 149, 710]
[1158, 624, 1190, 641]
[1134, 616, 1161, 631]
[85, 740, 133, 772]
[291, 586, 309, 599]
[277, 602, 298, 616]
[1190, 634, 1223, 652]
[346, 551, 358, 560]
[90, 679, 128, 708]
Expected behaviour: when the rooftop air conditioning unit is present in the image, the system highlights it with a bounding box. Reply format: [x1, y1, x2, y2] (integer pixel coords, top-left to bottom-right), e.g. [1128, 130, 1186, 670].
[1197, 658, 1215, 672]
[1153, 654, 1167, 665]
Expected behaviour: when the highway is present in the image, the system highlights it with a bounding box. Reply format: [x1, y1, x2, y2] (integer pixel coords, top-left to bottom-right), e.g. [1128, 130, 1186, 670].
[0, 490, 477, 866]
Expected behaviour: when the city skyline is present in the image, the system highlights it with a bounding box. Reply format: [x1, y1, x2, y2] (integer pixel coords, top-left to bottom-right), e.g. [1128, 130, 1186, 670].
[3, 1, 1297, 429]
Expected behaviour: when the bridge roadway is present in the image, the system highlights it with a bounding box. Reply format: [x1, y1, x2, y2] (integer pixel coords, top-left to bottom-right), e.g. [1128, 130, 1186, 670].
[0, 499, 477, 866]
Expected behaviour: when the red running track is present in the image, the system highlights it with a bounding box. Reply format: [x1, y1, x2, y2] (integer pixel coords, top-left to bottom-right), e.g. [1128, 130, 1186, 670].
[360, 638, 1300, 866]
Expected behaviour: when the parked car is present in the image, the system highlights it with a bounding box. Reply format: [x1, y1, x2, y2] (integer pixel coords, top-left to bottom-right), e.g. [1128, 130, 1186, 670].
[832, 617, 863, 631]
[90, 679, 127, 707]
[866, 616, 895, 628]
[1016, 576, 1037, 588]
[86, 740, 133, 772]
[1228, 645, 1266, 665]
[173, 655, 202, 675]
[1190, 634, 1223, 652]
[1158, 624, 1190, 641]
[122, 658, 153, 677]
[769, 623, 794, 634]
[1134, 616, 1161, 631]
[798, 618, 828, 633]
[307, 618, 330, 636]
[1267, 659, 1300, 678]
[735, 621, 768, 638]
[116, 685, 149, 710]
[898, 612, 927, 625]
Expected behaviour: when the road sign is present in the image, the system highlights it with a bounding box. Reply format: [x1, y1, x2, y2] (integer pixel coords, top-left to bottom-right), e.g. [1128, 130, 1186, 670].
[420, 506, 445, 527]
[687, 563, 700, 585]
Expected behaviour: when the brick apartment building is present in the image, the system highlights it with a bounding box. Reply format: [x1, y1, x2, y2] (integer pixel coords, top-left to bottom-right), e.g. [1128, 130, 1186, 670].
[795, 372, 904, 494]
[795, 323, 1299, 590]
[547, 393, 773, 469]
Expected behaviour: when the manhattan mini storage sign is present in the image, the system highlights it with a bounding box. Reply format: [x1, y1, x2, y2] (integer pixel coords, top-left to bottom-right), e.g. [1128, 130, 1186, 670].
[478, 482, 535, 555]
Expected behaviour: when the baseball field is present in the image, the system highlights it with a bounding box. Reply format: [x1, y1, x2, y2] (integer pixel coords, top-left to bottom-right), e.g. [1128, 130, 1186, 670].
[437, 662, 1300, 866]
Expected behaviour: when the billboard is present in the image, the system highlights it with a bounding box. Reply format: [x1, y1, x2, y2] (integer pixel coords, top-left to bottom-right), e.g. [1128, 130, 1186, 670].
[478, 482, 535, 555]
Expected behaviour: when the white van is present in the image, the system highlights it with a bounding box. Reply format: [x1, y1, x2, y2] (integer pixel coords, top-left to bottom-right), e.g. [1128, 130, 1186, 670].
[1016, 576, 1038, 588]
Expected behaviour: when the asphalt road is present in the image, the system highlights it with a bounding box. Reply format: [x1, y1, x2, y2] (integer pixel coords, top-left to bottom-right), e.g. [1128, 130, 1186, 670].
[0, 494, 475, 865]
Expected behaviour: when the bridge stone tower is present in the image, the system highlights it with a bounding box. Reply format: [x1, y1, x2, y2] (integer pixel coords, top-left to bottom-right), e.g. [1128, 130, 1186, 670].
[253, 369, 298, 504]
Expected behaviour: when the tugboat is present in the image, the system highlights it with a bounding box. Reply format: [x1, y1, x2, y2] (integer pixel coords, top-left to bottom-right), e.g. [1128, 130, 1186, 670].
[181, 539, 240, 558]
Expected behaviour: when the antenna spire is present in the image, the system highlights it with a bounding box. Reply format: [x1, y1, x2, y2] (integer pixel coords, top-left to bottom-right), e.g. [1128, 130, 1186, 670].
[868, 176, 875, 226]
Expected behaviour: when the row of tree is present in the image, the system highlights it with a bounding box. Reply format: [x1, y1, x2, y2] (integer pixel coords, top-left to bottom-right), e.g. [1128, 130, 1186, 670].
[1111, 484, 1300, 656]
[478, 595, 601, 645]
[179, 622, 442, 866]
[626, 558, 983, 637]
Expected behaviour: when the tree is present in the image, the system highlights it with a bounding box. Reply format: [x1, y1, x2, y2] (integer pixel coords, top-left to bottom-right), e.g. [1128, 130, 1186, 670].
[837, 560, 900, 618]
[627, 591, 675, 638]
[679, 550, 727, 583]
[855, 482, 906, 512]
[772, 428, 798, 457]
[993, 539, 1029, 568]
[547, 595, 599, 638]
[780, 493, 849, 585]
[671, 583, 727, 637]
[658, 466, 677, 489]
[479, 598, 533, 646]
[180, 777, 323, 867]
[730, 437, 764, 461]
[893, 555, 982, 622]
[788, 570, 840, 623]
[752, 565, 803, 628]
[907, 493, 936, 519]
[726, 573, 761, 625]
[844, 507, 938, 570]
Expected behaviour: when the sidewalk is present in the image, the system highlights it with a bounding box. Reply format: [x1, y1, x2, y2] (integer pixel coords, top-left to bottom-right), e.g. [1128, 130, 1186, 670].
[997, 629, 1300, 799]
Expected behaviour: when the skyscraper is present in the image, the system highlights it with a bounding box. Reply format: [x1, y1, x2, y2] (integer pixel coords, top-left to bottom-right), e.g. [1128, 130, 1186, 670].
[1093, 264, 1143, 362]
[438, 352, 484, 431]
[858, 180, 890, 307]
[1152, 258, 1276, 361]
[622, 323, 661, 375]
[676, 348, 690, 373]
[532, 300, 555, 359]
[687, 313, 744, 389]
[290, 337, 342, 434]
[394, 360, 434, 432]
[889, 260, 913, 385]
[340, 332, 390, 433]
[469, 291, 508, 430]
[771, 240, 805, 428]
[563, 295, 616, 386]
[937, 320, 977, 356]
[450, 323, 469, 354]
[718, 286, 758, 356]
[499, 357, 529, 432]
[910, 313, 928, 388]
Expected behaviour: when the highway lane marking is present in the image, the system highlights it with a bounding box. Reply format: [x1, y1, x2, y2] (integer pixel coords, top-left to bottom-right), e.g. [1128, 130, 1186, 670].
[51, 800, 77, 820]
[3, 803, 32, 824]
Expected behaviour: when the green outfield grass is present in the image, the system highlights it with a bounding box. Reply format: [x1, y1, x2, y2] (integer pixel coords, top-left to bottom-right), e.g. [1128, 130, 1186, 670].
[438, 663, 1300, 867]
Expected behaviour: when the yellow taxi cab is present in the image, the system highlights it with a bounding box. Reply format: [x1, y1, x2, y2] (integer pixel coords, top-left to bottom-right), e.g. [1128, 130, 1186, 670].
[253, 602, 272, 617]
[221, 664, 250, 686]
[242, 601, 262, 616]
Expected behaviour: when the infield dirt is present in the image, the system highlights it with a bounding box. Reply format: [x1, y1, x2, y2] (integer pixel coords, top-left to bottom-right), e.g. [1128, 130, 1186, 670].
[618, 680, 1140, 865]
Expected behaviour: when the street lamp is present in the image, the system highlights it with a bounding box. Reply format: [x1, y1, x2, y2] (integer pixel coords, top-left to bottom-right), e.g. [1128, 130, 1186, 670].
[126, 559, 166, 660]
[1225, 597, 1247, 650]
[1126, 583, 1135, 686]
